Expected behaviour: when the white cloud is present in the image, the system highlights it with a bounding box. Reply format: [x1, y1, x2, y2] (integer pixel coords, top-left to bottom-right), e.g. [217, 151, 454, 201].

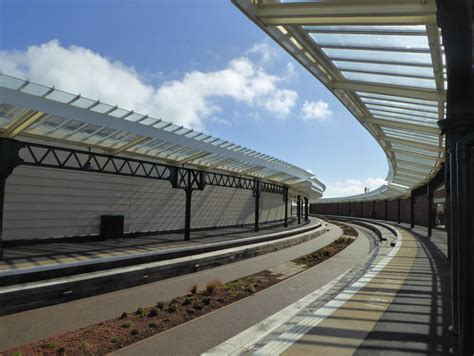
[323, 177, 387, 198]
[301, 100, 332, 121]
[246, 42, 277, 63]
[0, 40, 298, 130]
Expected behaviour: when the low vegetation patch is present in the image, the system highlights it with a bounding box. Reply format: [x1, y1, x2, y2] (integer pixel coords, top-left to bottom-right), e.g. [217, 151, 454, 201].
[3, 223, 356, 355]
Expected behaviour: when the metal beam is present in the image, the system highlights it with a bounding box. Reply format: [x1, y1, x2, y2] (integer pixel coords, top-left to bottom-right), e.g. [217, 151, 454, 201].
[332, 79, 445, 102]
[254, 1, 437, 26]
[176, 151, 210, 164]
[383, 136, 444, 152]
[392, 148, 444, 162]
[4, 111, 46, 139]
[110, 136, 149, 155]
[366, 117, 440, 134]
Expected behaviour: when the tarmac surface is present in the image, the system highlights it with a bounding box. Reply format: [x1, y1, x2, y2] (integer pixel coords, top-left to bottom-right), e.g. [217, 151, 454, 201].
[0, 218, 304, 272]
[0, 219, 339, 350]
[113, 224, 375, 355]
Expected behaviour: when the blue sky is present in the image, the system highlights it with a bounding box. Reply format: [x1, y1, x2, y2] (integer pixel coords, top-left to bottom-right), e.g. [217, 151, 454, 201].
[0, 0, 387, 197]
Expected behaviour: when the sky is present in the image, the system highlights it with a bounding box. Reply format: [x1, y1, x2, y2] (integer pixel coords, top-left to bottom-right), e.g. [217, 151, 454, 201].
[0, 0, 388, 197]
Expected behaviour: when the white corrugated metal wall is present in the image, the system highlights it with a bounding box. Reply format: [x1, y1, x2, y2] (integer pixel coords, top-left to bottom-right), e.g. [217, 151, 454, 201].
[3, 165, 285, 240]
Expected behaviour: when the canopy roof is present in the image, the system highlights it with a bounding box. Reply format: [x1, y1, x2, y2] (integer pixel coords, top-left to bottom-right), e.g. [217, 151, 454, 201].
[0, 73, 325, 197]
[234, 0, 446, 202]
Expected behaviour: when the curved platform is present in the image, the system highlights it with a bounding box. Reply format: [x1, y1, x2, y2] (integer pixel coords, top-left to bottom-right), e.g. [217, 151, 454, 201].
[0, 218, 324, 316]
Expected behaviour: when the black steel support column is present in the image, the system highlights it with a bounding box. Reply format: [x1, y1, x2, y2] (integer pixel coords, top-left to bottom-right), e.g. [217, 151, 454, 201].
[297, 195, 301, 224]
[427, 186, 434, 238]
[397, 198, 401, 224]
[384, 200, 388, 221]
[0, 139, 25, 260]
[284, 188, 288, 228]
[184, 189, 192, 241]
[437, 1, 474, 351]
[254, 180, 260, 232]
[410, 192, 415, 229]
[304, 197, 309, 222]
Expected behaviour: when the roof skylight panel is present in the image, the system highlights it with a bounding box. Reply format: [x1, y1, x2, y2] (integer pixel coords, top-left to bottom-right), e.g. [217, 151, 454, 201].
[342, 71, 436, 89]
[44, 89, 77, 104]
[334, 61, 435, 78]
[322, 48, 432, 65]
[20, 83, 52, 97]
[90, 102, 115, 114]
[357, 92, 439, 106]
[304, 25, 427, 35]
[361, 98, 438, 113]
[369, 107, 439, 120]
[311, 33, 430, 50]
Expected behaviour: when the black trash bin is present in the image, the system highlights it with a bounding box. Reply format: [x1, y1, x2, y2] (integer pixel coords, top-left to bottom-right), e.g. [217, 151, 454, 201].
[100, 215, 124, 239]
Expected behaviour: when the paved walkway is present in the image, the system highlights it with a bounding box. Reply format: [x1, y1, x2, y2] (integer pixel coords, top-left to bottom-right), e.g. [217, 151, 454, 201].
[113, 224, 376, 355]
[205, 224, 451, 355]
[0, 220, 338, 350]
[0, 218, 306, 272]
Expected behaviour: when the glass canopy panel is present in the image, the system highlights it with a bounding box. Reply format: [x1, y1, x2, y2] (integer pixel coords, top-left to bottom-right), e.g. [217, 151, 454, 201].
[0, 75, 25, 90]
[71, 97, 96, 109]
[371, 110, 438, 123]
[372, 115, 439, 128]
[304, 25, 426, 34]
[27, 115, 66, 134]
[397, 164, 433, 174]
[342, 71, 436, 89]
[383, 129, 439, 144]
[45, 90, 77, 104]
[368, 106, 439, 120]
[391, 143, 439, 157]
[0, 104, 20, 127]
[124, 113, 145, 122]
[108, 108, 130, 118]
[395, 153, 437, 166]
[90, 103, 115, 114]
[334, 61, 434, 78]
[361, 97, 438, 113]
[322, 48, 432, 65]
[357, 92, 438, 106]
[312, 33, 429, 49]
[21, 83, 51, 97]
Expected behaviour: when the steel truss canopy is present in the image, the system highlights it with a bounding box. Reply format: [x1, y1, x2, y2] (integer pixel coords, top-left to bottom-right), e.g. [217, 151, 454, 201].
[234, 0, 446, 202]
[0, 73, 324, 198]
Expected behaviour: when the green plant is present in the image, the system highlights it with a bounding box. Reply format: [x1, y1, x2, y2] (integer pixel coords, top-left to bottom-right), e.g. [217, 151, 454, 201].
[121, 321, 132, 328]
[203, 297, 211, 305]
[131, 329, 139, 336]
[136, 307, 145, 316]
[41, 342, 57, 349]
[149, 322, 158, 328]
[12, 352, 23, 356]
[156, 302, 164, 310]
[148, 307, 159, 317]
[182, 296, 193, 305]
[119, 312, 128, 319]
[189, 284, 198, 294]
[111, 338, 118, 343]
[193, 303, 203, 311]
